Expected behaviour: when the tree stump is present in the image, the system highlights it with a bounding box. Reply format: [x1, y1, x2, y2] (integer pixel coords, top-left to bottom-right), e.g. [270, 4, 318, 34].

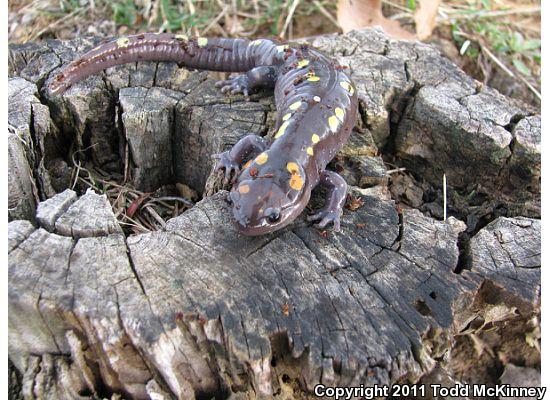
[8, 29, 540, 399]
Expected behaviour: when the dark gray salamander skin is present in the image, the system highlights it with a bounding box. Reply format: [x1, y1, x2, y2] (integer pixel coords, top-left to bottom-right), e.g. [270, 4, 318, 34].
[48, 34, 358, 236]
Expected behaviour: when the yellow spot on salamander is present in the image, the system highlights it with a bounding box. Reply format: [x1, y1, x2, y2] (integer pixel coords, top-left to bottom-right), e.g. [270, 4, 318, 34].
[288, 162, 304, 191]
[306, 147, 314, 156]
[307, 76, 320, 82]
[275, 121, 289, 138]
[175, 34, 188, 41]
[239, 184, 250, 194]
[340, 81, 355, 95]
[313, 96, 321, 102]
[289, 101, 302, 111]
[335, 107, 345, 122]
[116, 37, 131, 48]
[287, 162, 300, 175]
[243, 160, 252, 169]
[255, 152, 268, 165]
[250, 39, 263, 46]
[311, 134, 320, 144]
[197, 37, 208, 47]
[282, 113, 292, 121]
[328, 115, 340, 133]
[277, 45, 289, 52]
[297, 59, 310, 68]
[290, 174, 304, 191]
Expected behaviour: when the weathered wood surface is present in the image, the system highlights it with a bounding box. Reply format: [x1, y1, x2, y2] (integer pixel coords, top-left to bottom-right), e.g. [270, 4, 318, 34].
[8, 28, 540, 399]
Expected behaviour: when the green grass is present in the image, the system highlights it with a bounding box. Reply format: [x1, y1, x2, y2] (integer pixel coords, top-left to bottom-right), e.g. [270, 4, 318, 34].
[111, 0, 139, 27]
[77, 0, 309, 36]
[452, 19, 540, 77]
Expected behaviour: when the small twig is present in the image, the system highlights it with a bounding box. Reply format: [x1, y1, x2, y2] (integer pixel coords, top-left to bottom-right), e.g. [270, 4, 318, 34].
[481, 46, 541, 100]
[382, 0, 413, 14]
[143, 205, 166, 228]
[97, 178, 137, 192]
[509, 21, 540, 35]
[479, 47, 515, 78]
[148, 0, 161, 30]
[386, 167, 407, 175]
[454, 31, 541, 101]
[28, 8, 83, 41]
[76, 176, 102, 192]
[383, 160, 403, 170]
[66, 151, 189, 232]
[186, 0, 199, 36]
[312, 0, 340, 28]
[440, 6, 540, 20]
[389, 12, 414, 21]
[213, 0, 230, 37]
[138, 213, 158, 231]
[70, 144, 100, 190]
[147, 196, 195, 207]
[280, 0, 300, 38]
[147, 199, 175, 210]
[117, 220, 150, 233]
[71, 158, 82, 190]
[230, 0, 237, 35]
[202, 4, 229, 35]
[112, 190, 126, 218]
[123, 141, 130, 183]
[443, 173, 447, 222]
[120, 211, 150, 229]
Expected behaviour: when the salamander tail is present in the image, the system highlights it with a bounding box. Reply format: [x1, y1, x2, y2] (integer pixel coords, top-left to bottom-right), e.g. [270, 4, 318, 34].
[48, 34, 279, 95]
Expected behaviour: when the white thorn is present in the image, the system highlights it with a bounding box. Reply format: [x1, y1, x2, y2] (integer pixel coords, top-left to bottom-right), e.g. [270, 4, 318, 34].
[443, 173, 447, 222]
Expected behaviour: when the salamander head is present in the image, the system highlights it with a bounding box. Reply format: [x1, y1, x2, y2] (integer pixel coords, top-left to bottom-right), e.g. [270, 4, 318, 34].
[47, 71, 72, 96]
[229, 152, 310, 236]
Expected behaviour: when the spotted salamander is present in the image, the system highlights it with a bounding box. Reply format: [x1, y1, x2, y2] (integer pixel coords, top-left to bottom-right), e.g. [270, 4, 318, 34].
[48, 34, 358, 236]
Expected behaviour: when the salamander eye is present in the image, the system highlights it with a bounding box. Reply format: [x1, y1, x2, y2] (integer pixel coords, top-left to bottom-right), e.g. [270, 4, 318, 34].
[266, 209, 281, 224]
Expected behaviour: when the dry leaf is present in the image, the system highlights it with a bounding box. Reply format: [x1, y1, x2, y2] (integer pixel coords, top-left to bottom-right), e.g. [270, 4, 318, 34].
[414, 0, 441, 40]
[281, 303, 290, 316]
[346, 196, 365, 211]
[337, 0, 415, 40]
[318, 230, 329, 238]
[176, 182, 198, 201]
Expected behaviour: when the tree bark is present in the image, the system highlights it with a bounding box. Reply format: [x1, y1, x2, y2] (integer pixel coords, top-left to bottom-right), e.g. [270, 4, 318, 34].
[8, 28, 540, 399]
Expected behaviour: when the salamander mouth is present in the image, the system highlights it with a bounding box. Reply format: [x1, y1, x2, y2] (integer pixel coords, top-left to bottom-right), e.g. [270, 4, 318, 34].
[47, 76, 70, 95]
[231, 207, 272, 236]
[232, 218, 271, 236]
[231, 203, 299, 236]
[229, 180, 310, 236]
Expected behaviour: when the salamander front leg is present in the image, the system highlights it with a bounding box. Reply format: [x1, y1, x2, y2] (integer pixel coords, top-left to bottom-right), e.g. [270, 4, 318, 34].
[212, 135, 268, 183]
[215, 66, 278, 97]
[307, 170, 348, 232]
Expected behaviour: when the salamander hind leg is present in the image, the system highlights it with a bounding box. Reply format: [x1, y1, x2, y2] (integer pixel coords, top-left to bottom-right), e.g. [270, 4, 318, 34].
[215, 66, 278, 97]
[212, 135, 268, 183]
[216, 75, 251, 96]
[307, 170, 348, 232]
